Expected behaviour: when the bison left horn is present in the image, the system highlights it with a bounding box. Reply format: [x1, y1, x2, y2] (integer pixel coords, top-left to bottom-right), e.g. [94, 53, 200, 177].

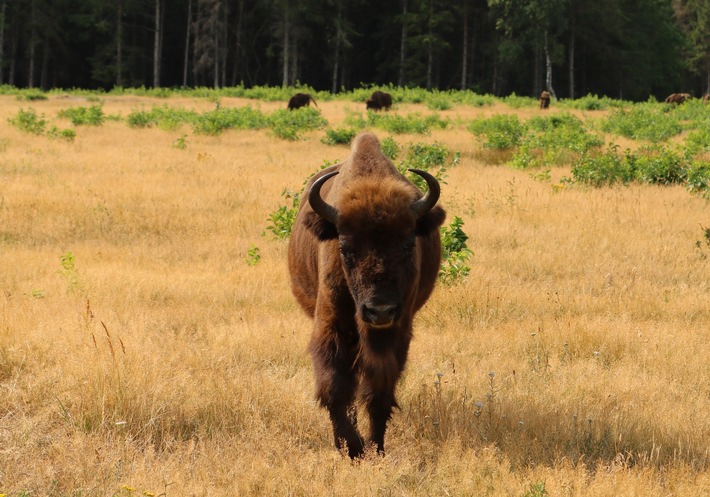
[309, 171, 340, 224]
[408, 168, 440, 218]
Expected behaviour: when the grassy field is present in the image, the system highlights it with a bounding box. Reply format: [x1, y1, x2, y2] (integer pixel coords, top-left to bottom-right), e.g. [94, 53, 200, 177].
[1, 93, 710, 496]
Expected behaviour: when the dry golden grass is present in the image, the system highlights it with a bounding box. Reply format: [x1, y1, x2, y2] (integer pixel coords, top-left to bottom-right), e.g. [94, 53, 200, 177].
[1, 95, 710, 496]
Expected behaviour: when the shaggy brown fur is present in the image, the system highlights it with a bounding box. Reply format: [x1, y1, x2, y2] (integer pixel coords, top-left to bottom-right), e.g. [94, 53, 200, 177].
[664, 93, 691, 105]
[540, 90, 551, 109]
[365, 90, 393, 111]
[287, 93, 318, 110]
[703, 94, 709, 104]
[288, 133, 445, 458]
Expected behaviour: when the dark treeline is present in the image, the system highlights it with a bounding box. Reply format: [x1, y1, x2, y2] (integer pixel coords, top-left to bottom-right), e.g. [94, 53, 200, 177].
[1, 0, 709, 101]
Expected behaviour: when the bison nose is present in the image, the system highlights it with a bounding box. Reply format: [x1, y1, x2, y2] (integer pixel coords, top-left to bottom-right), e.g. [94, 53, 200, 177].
[362, 303, 401, 327]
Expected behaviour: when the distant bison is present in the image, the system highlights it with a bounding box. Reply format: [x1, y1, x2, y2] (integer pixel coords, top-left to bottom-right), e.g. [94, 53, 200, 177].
[365, 90, 393, 111]
[664, 93, 691, 105]
[288, 132, 445, 458]
[703, 93, 709, 104]
[288, 93, 318, 110]
[540, 90, 551, 109]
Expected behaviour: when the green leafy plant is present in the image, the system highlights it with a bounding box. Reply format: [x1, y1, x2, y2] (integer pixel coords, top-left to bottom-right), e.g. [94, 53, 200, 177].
[8, 108, 47, 134]
[468, 114, 525, 150]
[268, 107, 328, 141]
[265, 190, 301, 239]
[58, 251, 81, 293]
[172, 134, 188, 149]
[58, 104, 105, 126]
[438, 216, 473, 285]
[321, 127, 357, 146]
[47, 126, 77, 142]
[246, 245, 261, 265]
[601, 104, 682, 141]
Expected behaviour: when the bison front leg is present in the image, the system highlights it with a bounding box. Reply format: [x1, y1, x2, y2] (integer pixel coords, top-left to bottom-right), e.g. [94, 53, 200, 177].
[310, 331, 364, 458]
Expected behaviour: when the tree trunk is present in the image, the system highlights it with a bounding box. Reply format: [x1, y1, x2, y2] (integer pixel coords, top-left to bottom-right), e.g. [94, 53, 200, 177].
[282, 2, 289, 86]
[460, 0, 468, 90]
[183, 0, 192, 87]
[221, 1, 228, 87]
[533, 40, 541, 96]
[213, 6, 219, 88]
[116, 0, 123, 87]
[153, 0, 162, 87]
[40, 32, 49, 90]
[331, 0, 342, 93]
[398, 0, 407, 87]
[426, 0, 433, 90]
[231, 0, 244, 85]
[0, 0, 6, 84]
[544, 31, 556, 99]
[568, 24, 575, 99]
[28, 0, 36, 88]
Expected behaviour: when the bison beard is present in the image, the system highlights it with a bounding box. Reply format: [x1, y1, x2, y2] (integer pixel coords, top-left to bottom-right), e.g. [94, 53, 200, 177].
[366, 90, 393, 111]
[288, 132, 445, 458]
[288, 92, 318, 110]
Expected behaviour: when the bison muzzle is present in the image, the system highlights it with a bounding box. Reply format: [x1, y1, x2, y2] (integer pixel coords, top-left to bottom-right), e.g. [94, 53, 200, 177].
[288, 132, 445, 458]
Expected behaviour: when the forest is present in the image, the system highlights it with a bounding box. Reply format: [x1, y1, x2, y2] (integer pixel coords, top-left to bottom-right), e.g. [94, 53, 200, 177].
[0, 0, 709, 102]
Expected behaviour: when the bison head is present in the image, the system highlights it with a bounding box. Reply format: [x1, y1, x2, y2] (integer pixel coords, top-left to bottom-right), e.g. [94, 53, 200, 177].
[305, 166, 444, 330]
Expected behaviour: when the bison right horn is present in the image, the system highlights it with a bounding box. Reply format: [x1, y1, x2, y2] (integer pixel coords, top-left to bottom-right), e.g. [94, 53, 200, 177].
[408, 169, 440, 218]
[309, 171, 340, 224]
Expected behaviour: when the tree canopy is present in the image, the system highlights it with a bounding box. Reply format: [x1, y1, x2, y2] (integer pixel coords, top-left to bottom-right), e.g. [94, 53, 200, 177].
[0, 0, 707, 100]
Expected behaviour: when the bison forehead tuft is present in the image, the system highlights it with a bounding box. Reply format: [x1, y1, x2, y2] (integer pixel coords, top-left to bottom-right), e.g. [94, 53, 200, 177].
[337, 177, 417, 230]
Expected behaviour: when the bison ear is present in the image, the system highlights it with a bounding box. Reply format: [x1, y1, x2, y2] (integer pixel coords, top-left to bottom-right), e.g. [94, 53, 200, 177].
[303, 211, 339, 241]
[416, 205, 446, 237]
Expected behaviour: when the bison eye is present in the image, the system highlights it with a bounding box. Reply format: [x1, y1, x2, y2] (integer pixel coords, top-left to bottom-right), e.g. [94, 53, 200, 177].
[402, 237, 415, 255]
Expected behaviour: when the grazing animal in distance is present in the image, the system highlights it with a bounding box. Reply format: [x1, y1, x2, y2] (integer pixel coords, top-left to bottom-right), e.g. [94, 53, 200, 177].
[288, 93, 318, 110]
[664, 93, 692, 105]
[288, 132, 445, 458]
[540, 90, 551, 109]
[365, 90, 393, 111]
[703, 93, 709, 104]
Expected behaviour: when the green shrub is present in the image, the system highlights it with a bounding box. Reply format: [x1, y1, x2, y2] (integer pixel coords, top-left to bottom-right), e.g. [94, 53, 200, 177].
[629, 147, 687, 185]
[367, 112, 449, 134]
[380, 137, 400, 160]
[570, 145, 635, 187]
[192, 106, 270, 135]
[126, 105, 199, 130]
[268, 107, 328, 140]
[501, 92, 537, 108]
[397, 141, 459, 190]
[47, 126, 77, 142]
[8, 108, 47, 134]
[265, 189, 301, 239]
[321, 127, 358, 146]
[58, 104, 105, 125]
[438, 216, 473, 285]
[468, 114, 525, 150]
[601, 104, 682, 141]
[15, 89, 48, 101]
[510, 113, 603, 169]
[683, 160, 710, 194]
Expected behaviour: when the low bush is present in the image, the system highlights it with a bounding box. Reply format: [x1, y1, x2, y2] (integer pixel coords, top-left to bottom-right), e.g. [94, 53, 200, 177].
[468, 114, 525, 150]
[58, 104, 105, 126]
[321, 127, 358, 146]
[601, 104, 682, 141]
[8, 108, 47, 134]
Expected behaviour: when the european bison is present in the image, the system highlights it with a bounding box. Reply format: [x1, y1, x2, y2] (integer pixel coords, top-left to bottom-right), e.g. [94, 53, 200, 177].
[365, 90, 393, 111]
[540, 90, 551, 109]
[288, 132, 445, 458]
[664, 93, 691, 105]
[288, 93, 318, 110]
[703, 93, 710, 104]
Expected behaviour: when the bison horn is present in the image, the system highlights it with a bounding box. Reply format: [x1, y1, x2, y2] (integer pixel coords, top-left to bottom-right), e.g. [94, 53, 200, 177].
[408, 168, 440, 218]
[309, 171, 340, 224]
